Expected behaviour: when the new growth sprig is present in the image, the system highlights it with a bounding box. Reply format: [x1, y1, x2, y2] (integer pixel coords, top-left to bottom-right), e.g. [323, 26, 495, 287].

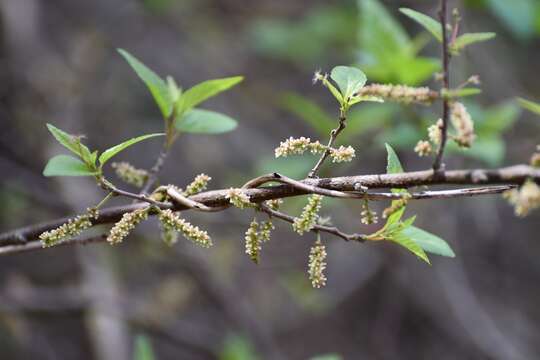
[2, 2, 540, 292]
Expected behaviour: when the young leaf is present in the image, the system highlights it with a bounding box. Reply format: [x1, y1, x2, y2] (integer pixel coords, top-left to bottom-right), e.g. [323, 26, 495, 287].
[118, 49, 173, 118]
[517, 97, 540, 115]
[46, 124, 94, 165]
[330, 66, 367, 100]
[385, 143, 404, 174]
[452, 32, 496, 53]
[175, 109, 238, 134]
[399, 8, 442, 42]
[134, 335, 156, 360]
[402, 226, 455, 258]
[43, 155, 97, 177]
[390, 231, 430, 264]
[384, 143, 408, 227]
[98, 133, 164, 166]
[176, 76, 243, 115]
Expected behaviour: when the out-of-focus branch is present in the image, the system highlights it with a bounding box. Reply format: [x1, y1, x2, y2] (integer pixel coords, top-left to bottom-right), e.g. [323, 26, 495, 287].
[433, 0, 451, 172]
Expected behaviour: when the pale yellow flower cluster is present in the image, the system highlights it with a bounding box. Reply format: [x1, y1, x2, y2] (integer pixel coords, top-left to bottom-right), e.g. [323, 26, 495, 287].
[274, 137, 324, 158]
[226, 188, 251, 209]
[414, 140, 433, 157]
[293, 195, 323, 235]
[111, 162, 149, 188]
[428, 119, 443, 145]
[503, 181, 540, 217]
[329, 145, 356, 163]
[275, 137, 355, 163]
[360, 200, 378, 225]
[158, 209, 212, 248]
[40, 210, 98, 247]
[184, 174, 211, 196]
[357, 84, 438, 104]
[382, 194, 411, 219]
[308, 239, 327, 288]
[244, 219, 262, 264]
[450, 102, 475, 148]
[107, 208, 149, 245]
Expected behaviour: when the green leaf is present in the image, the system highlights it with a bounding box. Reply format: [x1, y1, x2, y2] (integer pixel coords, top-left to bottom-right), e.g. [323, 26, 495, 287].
[384, 143, 408, 227]
[385, 143, 404, 174]
[118, 48, 172, 118]
[402, 226, 455, 258]
[390, 231, 430, 264]
[176, 76, 243, 115]
[399, 8, 442, 42]
[134, 335, 156, 360]
[518, 97, 540, 115]
[279, 92, 334, 136]
[166, 75, 181, 103]
[442, 88, 482, 98]
[98, 133, 164, 166]
[330, 66, 367, 100]
[220, 334, 260, 360]
[452, 32, 496, 53]
[358, 0, 410, 59]
[43, 155, 97, 177]
[175, 109, 238, 134]
[46, 124, 94, 165]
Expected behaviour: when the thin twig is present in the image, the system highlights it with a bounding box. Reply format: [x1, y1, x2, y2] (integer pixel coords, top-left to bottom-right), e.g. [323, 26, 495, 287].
[259, 204, 366, 242]
[433, 0, 451, 172]
[308, 109, 347, 178]
[140, 147, 169, 195]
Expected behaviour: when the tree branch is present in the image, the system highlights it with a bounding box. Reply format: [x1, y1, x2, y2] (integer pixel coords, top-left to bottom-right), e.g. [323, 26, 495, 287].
[0, 164, 536, 248]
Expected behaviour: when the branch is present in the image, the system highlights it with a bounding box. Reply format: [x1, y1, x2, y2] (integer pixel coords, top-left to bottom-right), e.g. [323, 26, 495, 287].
[1, 164, 537, 248]
[433, 0, 451, 171]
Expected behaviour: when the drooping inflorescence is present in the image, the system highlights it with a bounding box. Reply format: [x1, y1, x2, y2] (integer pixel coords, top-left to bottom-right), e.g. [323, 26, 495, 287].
[414, 140, 433, 157]
[158, 209, 212, 248]
[244, 218, 262, 264]
[308, 236, 327, 288]
[450, 102, 476, 148]
[360, 199, 379, 225]
[503, 180, 540, 217]
[112, 162, 149, 188]
[107, 207, 149, 245]
[39, 208, 99, 247]
[293, 195, 323, 235]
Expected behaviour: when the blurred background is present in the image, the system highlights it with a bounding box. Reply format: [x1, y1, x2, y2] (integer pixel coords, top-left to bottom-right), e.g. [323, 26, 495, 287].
[0, 0, 539, 359]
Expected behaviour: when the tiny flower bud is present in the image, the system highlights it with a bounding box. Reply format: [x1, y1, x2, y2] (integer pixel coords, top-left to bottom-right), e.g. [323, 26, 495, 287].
[266, 199, 283, 211]
[504, 180, 540, 217]
[383, 194, 411, 219]
[414, 140, 433, 157]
